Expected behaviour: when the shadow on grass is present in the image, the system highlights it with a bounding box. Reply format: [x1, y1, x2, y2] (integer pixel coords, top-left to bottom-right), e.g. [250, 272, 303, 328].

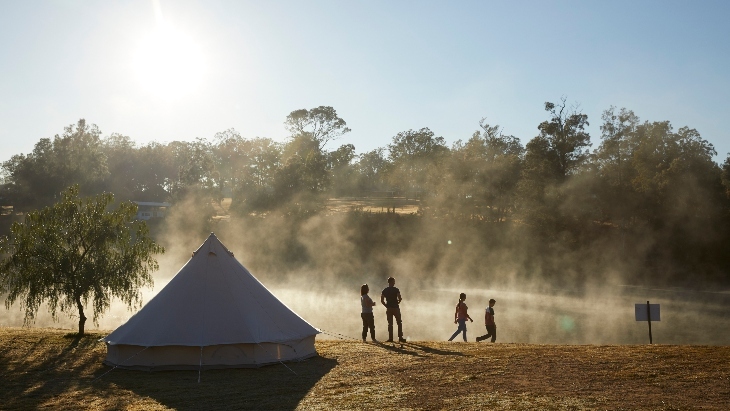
[402, 342, 466, 357]
[0, 331, 337, 411]
[93, 356, 338, 411]
[63, 332, 83, 348]
[374, 341, 467, 357]
[0, 331, 108, 410]
[375, 341, 422, 356]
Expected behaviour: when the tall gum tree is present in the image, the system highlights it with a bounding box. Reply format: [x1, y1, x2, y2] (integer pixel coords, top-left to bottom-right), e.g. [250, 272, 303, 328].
[284, 106, 351, 149]
[387, 127, 449, 195]
[0, 185, 164, 335]
[448, 120, 524, 221]
[537, 98, 591, 181]
[1, 119, 109, 211]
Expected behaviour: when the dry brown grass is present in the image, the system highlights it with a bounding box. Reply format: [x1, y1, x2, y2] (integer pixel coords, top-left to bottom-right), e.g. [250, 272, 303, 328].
[1, 327, 728, 410]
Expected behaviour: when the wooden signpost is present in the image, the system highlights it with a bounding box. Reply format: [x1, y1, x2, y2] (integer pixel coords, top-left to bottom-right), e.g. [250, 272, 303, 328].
[635, 301, 660, 344]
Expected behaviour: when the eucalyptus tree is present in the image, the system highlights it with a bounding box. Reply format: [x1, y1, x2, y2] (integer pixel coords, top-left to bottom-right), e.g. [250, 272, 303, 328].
[1, 119, 109, 211]
[594, 107, 641, 225]
[327, 143, 357, 197]
[517, 99, 592, 234]
[131, 141, 178, 201]
[387, 128, 449, 196]
[284, 106, 351, 149]
[722, 154, 730, 199]
[100, 133, 139, 201]
[355, 148, 391, 194]
[449, 120, 523, 221]
[274, 133, 330, 202]
[273, 106, 351, 210]
[0, 185, 164, 335]
[537, 97, 591, 180]
[225, 136, 283, 213]
[630, 121, 722, 228]
[629, 121, 726, 279]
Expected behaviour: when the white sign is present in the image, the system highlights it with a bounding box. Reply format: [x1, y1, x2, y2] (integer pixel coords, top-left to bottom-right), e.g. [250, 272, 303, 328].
[635, 303, 660, 321]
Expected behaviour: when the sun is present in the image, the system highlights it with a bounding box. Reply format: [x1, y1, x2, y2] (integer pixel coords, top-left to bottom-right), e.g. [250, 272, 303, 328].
[132, 23, 207, 100]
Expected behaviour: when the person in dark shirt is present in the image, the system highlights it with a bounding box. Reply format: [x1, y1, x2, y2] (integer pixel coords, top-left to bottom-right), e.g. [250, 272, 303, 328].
[380, 276, 406, 343]
[476, 298, 497, 342]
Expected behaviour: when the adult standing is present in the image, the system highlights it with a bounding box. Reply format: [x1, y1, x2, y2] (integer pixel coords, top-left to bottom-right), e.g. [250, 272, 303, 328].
[360, 284, 377, 342]
[476, 298, 497, 342]
[380, 277, 406, 343]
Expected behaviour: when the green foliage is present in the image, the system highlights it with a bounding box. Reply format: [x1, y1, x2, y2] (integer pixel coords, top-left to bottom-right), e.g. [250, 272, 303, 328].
[516, 99, 591, 237]
[0, 185, 164, 334]
[388, 128, 449, 195]
[355, 148, 390, 194]
[446, 120, 524, 221]
[2, 119, 109, 210]
[274, 134, 330, 206]
[537, 98, 591, 180]
[214, 132, 282, 213]
[284, 106, 351, 149]
[3, 100, 730, 286]
[328, 144, 357, 196]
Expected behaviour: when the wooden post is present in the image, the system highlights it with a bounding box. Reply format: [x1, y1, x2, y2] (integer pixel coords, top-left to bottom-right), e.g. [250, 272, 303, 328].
[646, 300, 653, 344]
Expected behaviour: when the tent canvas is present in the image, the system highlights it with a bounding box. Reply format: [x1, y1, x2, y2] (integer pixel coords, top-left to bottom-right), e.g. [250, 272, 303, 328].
[102, 233, 319, 370]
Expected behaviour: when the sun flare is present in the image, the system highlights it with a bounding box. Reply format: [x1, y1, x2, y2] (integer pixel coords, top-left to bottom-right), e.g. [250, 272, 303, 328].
[132, 23, 206, 100]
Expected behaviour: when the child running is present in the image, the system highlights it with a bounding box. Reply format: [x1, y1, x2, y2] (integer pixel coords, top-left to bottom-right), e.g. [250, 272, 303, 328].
[476, 298, 497, 342]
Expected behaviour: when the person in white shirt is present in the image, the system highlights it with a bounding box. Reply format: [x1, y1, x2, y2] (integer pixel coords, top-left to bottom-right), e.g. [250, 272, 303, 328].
[360, 284, 377, 342]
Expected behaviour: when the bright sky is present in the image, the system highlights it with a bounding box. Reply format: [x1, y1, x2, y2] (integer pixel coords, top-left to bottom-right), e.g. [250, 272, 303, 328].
[1, 0, 729, 165]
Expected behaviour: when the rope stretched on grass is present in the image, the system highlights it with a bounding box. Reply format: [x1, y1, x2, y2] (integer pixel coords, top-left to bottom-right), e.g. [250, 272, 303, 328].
[92, 346, 150, 383]
[254, 342, 297, 375]
[317, 328, 406, 345]
[317, 328, 363, 342]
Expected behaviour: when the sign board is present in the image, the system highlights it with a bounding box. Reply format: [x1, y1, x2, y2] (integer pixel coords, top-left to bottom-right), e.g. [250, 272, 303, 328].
[635, 303, 660, 321]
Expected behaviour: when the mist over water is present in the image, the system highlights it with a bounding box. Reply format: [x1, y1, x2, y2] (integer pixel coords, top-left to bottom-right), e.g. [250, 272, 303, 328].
[2, 196, 729, 346]
[2, 264, 729, 346]
[279, 285, 730, 345]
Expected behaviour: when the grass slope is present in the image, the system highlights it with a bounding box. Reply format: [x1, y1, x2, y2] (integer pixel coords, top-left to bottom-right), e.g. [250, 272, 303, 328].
[1, 327, 728, 410]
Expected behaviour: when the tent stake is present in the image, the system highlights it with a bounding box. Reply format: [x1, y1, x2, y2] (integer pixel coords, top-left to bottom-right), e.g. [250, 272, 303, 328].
[198, 346, 203, 383]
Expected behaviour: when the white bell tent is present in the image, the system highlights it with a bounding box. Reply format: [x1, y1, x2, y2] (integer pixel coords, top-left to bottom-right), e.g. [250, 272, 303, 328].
[102, 233, 319, 370]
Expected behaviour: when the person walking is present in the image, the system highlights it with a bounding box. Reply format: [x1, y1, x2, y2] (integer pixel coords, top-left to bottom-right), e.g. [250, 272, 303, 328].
[476, 298, 497, 342]
[448, 293, 473, 341]
[360, 284, 377, 342]
[380, 277, 406, 343]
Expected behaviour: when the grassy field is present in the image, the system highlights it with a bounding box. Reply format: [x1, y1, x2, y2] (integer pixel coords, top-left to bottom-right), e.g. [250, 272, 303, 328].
[1, 327, 728, 410]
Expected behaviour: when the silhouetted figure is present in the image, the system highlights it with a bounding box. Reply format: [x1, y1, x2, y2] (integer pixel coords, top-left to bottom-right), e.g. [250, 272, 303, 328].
[360, 284, 376, 342]
[448, 293, 473, 341]
[381, 277, 406, 343]
[476, 299, 497, 343]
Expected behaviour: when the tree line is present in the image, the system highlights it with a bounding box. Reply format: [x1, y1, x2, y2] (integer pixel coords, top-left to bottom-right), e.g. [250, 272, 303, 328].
[2, 100, 730, 286]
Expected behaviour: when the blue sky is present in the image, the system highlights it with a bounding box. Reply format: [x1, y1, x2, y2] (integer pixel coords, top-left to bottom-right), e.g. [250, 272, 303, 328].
[1, 0, 729, 165]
